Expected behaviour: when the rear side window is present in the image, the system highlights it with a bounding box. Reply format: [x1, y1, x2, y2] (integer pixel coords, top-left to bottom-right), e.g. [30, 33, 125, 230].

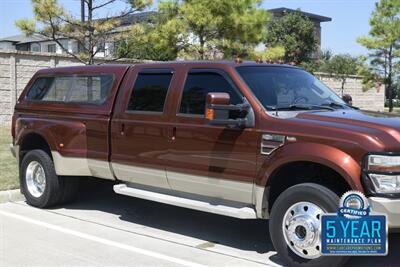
[69, 76, 113, 102]
[26, 77, 55, 101]
[179, 72, 242, 115]
[26, 75, 114, 104]
[127, 72, 173, 112]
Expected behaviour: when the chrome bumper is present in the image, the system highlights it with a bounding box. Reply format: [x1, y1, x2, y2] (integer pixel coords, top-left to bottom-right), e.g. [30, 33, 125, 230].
[369, 197, 400, 229]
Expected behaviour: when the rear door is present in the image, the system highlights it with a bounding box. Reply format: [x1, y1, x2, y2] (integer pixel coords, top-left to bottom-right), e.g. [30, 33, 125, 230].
[110, 67, 176, 189]
[165, 68, 258, 204]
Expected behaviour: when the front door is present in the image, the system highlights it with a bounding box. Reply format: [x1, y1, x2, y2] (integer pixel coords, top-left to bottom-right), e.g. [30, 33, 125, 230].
[111, 68, 176, 189]
[166, 69, 258, 204]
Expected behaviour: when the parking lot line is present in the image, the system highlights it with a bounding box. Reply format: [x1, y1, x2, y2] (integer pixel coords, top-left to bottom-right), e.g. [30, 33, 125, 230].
[0, 209, 207, 267]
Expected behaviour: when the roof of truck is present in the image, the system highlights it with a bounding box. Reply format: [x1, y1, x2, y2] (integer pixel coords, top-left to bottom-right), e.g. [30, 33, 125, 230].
[133, 60, 298, 68]
[36, 61, 298, 74]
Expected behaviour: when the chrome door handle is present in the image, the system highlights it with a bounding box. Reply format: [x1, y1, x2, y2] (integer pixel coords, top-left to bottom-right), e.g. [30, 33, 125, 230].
[120, 123, 125, 136]
[170, 127, 176, 141]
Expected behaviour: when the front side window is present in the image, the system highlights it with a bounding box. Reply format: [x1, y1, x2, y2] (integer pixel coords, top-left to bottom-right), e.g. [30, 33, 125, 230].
[127, 72, 173, 112]
[236, 66, 346, 111]
[179, 72, 242, 115]
[26, 74, 114, 104]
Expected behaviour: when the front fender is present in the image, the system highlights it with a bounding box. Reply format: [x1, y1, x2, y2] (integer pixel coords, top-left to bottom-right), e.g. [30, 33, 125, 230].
[257, 142, 363, 192]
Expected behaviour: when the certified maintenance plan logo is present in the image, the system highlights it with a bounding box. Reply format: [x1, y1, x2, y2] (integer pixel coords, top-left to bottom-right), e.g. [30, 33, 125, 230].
[321, 191, 388, 255]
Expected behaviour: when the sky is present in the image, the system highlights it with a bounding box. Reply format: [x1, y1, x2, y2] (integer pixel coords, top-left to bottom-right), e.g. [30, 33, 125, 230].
[0, 0, 377, 56]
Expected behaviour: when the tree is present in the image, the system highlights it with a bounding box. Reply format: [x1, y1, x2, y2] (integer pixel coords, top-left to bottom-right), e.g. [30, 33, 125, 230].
[16, 0, 152, 65]
[265, 10, 316, 64]
[357, 0, 400, 112]
[116, 23, 177, 61]
[299, 49, 333, 73]
[253, 46, 285, 62]
[139, 0, 269, 60]
[320, 54, 359, 96]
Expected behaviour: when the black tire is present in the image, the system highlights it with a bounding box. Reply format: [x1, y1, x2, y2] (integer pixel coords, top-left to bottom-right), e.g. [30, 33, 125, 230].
[269, 183, 349, 267]
[58, 176, 80, 204]
[20, 149, 79, 208]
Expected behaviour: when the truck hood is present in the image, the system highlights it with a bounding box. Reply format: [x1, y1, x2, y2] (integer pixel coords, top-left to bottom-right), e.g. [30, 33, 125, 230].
[293, 109, 400, 151]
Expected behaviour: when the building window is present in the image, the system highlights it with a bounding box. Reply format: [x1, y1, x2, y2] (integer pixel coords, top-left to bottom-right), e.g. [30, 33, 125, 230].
[16, 43, 29, 51]
[30, 43, 41, 52]
[96, 43, 105, 53]
[59, 40, 69, 54]
[104, 42, 114, 57]
[47, 44, 56, 53]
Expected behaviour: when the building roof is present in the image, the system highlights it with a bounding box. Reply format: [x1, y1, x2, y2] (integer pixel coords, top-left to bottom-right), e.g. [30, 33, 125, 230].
[0, 11, 156, 44]
[0, 8, 331, 46]
[118, 11, 157, 26]
[0, 34, 49, 44]
[92, 10, 156, 27]
[116, 9, 331, 25]
[268, 8, 332, 22]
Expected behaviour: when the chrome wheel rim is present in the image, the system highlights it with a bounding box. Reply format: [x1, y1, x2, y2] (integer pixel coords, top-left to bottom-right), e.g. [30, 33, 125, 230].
[282, 201, 324, 259]
[26, 161, 46, 198]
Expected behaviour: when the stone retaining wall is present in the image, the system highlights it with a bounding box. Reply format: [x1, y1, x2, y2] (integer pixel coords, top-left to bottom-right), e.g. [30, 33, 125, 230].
[316, 72, 384, 112]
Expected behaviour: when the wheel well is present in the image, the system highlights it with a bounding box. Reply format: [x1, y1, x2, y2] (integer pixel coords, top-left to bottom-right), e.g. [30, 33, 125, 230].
[267, 161, 351, 212]
[19, 133, 52, 163]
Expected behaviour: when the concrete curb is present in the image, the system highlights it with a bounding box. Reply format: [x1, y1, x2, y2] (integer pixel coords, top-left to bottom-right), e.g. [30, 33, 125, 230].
[0, 189, 25, 204]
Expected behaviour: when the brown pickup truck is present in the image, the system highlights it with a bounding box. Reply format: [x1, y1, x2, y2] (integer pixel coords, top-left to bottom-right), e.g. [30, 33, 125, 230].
[10, 61, 400, 266]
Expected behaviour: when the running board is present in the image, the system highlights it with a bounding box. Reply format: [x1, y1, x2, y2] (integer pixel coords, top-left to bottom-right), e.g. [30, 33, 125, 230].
[113, 184, 257, 219]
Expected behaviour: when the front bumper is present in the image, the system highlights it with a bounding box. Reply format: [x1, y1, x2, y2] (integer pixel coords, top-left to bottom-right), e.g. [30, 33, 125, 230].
[369, 197, 400, 230]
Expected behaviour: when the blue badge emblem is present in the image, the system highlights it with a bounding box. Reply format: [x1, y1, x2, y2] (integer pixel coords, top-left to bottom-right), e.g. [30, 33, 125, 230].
[338, 192, 370, 218]
[321, 191, 387, 256]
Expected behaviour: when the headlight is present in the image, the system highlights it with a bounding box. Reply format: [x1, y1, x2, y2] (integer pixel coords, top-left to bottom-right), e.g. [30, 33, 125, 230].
[367, 154, 400, 172]
[369, 173, 400, 193]
[367, 154, 400, 194]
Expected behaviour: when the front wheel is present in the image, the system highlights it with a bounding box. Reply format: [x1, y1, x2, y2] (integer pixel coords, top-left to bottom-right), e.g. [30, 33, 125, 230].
[20, 149, 78, 208]
[269, 183, 348, 267]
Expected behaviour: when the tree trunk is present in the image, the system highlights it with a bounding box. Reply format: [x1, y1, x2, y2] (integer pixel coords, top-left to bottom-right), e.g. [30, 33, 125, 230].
[81, 0, 85, 22]
[388, 45, 393, 112]
[388, 79, 393, 112]
[341, 78, 345, 97]
[199, 36, 205, 60]
[87, 0, 94, 65]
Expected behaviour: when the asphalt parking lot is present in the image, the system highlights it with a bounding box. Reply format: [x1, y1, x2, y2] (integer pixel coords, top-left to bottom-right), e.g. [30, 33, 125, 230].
[0, 179, 399, 267]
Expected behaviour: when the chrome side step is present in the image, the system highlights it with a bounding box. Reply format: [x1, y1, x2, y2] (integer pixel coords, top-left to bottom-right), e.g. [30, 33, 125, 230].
[113, 184, 257, 219]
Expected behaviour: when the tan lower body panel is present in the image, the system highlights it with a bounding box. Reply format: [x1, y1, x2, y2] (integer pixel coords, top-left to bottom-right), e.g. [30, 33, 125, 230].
[111, 162, 170, 190]
[51, 151, 114, 180]
[166, 170, 254, 204]
[50, 152, 268, 218]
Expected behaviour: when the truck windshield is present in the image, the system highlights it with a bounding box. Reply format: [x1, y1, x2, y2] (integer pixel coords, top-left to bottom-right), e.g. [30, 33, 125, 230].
[236, 66, 347, 111]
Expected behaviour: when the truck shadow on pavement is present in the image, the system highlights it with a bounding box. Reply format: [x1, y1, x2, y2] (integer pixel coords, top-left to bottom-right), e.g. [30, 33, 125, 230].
[59, 179, 399, 267]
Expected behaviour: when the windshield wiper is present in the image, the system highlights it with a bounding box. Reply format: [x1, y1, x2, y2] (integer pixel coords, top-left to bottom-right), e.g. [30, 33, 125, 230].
[266, 104, 335, 111]
[322, 102, 346, 109]
[322, 102, 359, 110]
